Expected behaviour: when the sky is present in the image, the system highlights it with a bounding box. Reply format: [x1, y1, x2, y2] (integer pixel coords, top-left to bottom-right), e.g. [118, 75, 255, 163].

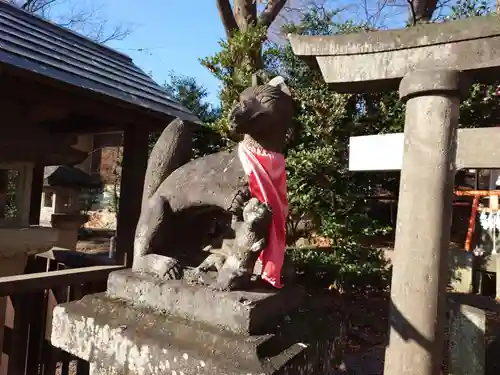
[46, 0, 453, 105]
[48, 0, 405, 106]
[102, 0, 226, 105]
[44, 0, 412, 105]
[44, 0, 498, 106]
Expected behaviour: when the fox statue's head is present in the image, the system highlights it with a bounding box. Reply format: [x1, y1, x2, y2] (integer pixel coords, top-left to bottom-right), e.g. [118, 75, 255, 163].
[228, 76, 295, 152]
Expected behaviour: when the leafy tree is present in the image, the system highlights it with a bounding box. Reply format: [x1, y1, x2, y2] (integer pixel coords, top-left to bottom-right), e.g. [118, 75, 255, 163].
[215, 0, 289, 67]
[267, 8, 397, 290]
[447, 0, 492, 19]
[201, 0, 499, 291]
[201, 0, 294, 138]
[162, 72, 226, 158]
[201, 25, 268, 138]
[201, 5, 396, 290]
[164, 73, 221, 124]
[448, 0, 500, 129]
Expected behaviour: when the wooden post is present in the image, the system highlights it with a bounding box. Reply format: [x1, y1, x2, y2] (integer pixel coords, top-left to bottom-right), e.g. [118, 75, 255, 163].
[29, 165, 44, 226]
[0, 170, 7, 220]
[115, 125, 149, 267]
[15, 163, 34, 227]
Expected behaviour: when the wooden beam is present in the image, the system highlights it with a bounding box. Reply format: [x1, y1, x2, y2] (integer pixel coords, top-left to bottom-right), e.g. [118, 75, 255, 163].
[115, 124, 149, 267]
[40, 116, 121, 135]
[349, 127, 500, 171]
[0, 134, 77, 147]
[0, 265, 124, 297]
[36, 248, 117, 267]
[0, 145, 87, 165]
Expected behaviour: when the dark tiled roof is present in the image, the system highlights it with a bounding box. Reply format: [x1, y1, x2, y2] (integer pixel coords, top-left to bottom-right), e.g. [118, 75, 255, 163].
[44, 166, 102, 189]
[0, 2, 199, 123]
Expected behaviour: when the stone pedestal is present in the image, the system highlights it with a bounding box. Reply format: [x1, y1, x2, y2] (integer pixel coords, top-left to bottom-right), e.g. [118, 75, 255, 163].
[51, 269, 340, 375]
[51, 213, 88, 250]
[448, 247, 474, 293]
[448, 303, 485, 375]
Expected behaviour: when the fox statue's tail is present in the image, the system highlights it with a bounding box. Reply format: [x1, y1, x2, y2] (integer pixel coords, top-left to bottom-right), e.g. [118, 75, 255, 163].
[141, 118, 195, 210]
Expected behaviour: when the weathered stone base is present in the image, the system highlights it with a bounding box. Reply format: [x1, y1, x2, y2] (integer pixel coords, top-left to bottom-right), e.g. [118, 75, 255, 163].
[107, 269, 306, 335]
[51, 293, 340, 375]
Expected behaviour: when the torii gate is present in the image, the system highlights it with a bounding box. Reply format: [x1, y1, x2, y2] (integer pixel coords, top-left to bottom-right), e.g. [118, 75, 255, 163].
[290, 15, 500, 375]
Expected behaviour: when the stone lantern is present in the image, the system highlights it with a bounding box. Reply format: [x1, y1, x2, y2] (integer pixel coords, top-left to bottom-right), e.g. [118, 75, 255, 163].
[41, 165, 101, 250]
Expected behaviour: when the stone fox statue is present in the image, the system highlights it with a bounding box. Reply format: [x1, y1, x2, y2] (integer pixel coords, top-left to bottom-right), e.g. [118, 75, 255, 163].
[133, 76, 295, 289]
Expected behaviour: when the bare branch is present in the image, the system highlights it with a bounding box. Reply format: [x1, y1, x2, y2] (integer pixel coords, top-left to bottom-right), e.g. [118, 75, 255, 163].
[8, 0, 58, 15]
[95, 24, 132, 44]
[9, 0, 133, 44]
[216, 0, 239, 37]
[57, 3, 97, 29]
[406, 0, 417, 25]
[258, 0, 289, 27]
[361, 0, 392, 28]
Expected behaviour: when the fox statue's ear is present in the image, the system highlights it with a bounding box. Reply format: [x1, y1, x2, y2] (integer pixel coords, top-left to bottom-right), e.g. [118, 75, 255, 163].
[267, 76, 291, 97]
[252, 73, 259, 87]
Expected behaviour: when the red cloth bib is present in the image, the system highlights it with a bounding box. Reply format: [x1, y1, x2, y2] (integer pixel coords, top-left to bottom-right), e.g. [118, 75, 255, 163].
[238, 142, 288, 288]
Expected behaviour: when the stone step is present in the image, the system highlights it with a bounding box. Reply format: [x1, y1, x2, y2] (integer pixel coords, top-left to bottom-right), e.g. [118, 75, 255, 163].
[106, 269, 306, 335]
[51, 293, 337, 375]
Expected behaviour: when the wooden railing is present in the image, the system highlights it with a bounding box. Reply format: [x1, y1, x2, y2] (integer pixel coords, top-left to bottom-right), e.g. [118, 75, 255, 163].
[0, 254, 124, 375]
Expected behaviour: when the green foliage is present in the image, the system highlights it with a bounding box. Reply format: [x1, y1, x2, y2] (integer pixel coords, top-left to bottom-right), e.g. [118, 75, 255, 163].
[447, 0, 493, 19]
[164, 72, 220, 124]
[80, 187, 105, 214]
[287, 246, 390, 291]
[5, 170, 18, 219]
[200, 25, 268, 140]
[162, 72, 226, 157]
[448, 0, 500, 129]
[199, 0, 500, 291]
[460, 82, 500, 128]
[268, 9, 395, 289]
[451, 0, 500, 129]
[198, 5, 397, 290]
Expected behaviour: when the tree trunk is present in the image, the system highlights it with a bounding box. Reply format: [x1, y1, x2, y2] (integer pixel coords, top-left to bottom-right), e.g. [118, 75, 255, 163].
[408, 0, 438, 24]
[216, 0, 239, 37]
[216, 0, 288, 38]
[233, 0, 258, 30]
[215, 0, 287, 72]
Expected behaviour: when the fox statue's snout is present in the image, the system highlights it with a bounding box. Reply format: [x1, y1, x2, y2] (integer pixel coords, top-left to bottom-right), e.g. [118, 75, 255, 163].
[228, 95, 265, 135]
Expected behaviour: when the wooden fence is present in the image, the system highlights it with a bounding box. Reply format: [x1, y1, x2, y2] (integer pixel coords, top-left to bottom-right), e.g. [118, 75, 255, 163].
[0, 254, 123, 375]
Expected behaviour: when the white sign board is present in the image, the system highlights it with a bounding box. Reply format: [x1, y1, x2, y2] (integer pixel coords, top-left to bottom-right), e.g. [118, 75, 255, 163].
[349, 133, 404, 171]
[349, 128, 500, 171]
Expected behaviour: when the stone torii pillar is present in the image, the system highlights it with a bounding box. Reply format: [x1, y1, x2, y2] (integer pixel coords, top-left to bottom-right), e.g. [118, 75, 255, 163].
[289, 15, 500, 375]
[385, 70, 464, 375]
